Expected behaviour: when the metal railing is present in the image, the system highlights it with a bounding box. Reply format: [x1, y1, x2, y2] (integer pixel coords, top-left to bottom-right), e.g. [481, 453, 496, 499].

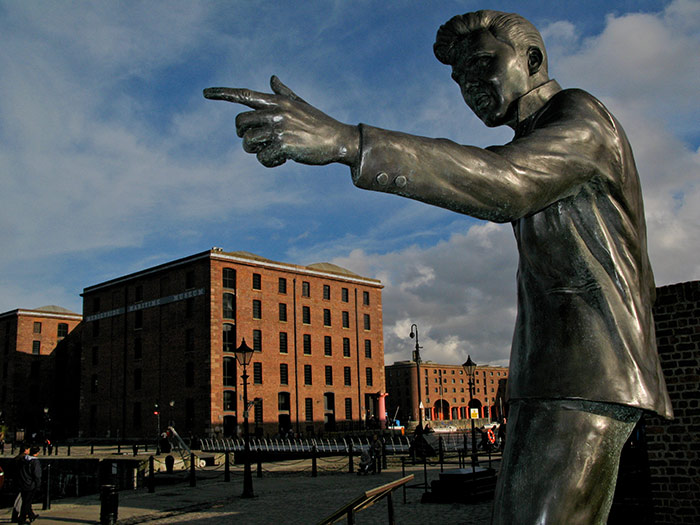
[200, 432, 481, 455]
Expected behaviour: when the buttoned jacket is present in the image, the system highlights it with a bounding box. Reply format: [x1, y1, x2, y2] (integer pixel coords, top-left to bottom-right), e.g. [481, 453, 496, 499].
[351, 80, 673, 418]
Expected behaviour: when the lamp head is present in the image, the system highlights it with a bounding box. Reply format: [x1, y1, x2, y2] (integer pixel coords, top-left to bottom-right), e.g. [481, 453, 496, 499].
[234, 338, 255, 366]
[462, 355, 477, 377]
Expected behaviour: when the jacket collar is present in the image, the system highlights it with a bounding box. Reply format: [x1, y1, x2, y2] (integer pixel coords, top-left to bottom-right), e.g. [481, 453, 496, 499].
[516, 79, 562, 124]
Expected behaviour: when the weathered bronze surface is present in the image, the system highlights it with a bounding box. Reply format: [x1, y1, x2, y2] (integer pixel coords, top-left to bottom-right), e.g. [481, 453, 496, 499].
[205, 9, 672, 524]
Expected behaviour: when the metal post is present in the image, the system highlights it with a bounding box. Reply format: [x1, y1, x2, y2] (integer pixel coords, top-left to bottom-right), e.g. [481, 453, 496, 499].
[423, 454, 429, 495]
[189, 452, 196, 487]
[42, 463, 51, 510]
[67, 444, 71, 456]
[387, 492, 395, 525]
[401, 457, 407, 504]
[410, 324, 423, 429]
[100, 485, 118, 525]
[469, 378, 478, 472]
[148, 456, 155, 493]
[311, 446, 317, 477]
[256, 449, 262, 478]
[348, 442, 354, 473]
[241, 364, 254, 497]
[382, 438, 387, 470]
[439, 436, 444, 472]
[224, 451, 230, 482]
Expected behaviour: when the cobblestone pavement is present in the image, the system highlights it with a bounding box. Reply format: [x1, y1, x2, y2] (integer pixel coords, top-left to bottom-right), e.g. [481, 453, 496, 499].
[142, 465, 494, 524]
[0, 452, 498, 524]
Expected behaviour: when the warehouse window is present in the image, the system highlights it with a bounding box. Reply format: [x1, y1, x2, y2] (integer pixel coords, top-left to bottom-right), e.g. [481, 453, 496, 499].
[223, 293, 235, 319]
[253, 299, 262, 319]
[223, 357, 236, 387]
[279, 331, 288, 354]
[223, 268, 236, 289]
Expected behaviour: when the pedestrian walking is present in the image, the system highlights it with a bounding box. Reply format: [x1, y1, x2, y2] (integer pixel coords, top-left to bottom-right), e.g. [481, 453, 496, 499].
[17, 446, 41, 524]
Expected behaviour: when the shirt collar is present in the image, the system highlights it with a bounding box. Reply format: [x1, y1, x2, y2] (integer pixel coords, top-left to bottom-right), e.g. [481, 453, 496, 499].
[516, 79, 562, 124]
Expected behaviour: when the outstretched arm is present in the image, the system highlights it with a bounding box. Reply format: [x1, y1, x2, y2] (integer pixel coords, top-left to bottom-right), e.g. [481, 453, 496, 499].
[204, 76, 360, 168]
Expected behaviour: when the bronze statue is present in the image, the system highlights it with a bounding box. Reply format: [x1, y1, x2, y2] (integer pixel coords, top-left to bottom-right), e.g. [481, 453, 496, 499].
[204, 10, 672, 524]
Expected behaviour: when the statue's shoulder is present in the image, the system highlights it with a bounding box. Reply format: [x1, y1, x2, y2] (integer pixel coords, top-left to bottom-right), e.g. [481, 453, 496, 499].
[543, 88, 616, 132]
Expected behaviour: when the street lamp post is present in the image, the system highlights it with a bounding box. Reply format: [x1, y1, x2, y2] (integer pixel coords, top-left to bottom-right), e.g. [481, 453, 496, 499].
[154, 403, 161, 454]
[462, 355, 479, 471]
[409, 324, 423, 430]
[43, 407, 50, 445]
[168, 400, 175, 428]
[233, 338, 255, 498]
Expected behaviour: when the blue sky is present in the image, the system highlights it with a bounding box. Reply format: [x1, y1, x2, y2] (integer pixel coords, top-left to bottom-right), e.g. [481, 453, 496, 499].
[1, 0, 698, 366]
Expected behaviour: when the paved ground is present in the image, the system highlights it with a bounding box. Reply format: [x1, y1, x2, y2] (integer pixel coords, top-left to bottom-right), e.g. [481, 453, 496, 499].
[0, 452, 498, 524]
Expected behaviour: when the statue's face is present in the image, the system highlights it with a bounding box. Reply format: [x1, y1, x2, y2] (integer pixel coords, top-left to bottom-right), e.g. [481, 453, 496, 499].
[451, 30, 531, 127]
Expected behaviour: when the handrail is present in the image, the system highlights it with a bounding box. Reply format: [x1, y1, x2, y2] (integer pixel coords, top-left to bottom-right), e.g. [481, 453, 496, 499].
[317, 474, 414, 525]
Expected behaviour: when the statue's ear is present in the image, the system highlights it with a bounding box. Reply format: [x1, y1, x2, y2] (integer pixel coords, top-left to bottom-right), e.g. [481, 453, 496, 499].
[527, 47, 543, 75]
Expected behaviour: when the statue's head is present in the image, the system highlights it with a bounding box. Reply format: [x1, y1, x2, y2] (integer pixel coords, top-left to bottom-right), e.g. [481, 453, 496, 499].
[434, 10, 549, 128]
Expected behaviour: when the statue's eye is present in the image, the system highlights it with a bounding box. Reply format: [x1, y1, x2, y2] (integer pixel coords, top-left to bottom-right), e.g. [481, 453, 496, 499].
[475, 57, 491, 69]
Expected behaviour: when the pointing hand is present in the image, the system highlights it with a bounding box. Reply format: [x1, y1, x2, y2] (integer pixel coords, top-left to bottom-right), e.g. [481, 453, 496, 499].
[204, 76, 359, 168]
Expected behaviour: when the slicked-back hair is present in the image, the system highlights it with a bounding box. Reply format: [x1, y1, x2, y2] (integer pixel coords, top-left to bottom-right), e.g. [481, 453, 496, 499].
[434, 10, 547, 74]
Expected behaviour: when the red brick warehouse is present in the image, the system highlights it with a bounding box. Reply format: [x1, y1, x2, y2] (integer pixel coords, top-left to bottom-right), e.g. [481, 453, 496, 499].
[385, 360, 508, 426]
[80, 249, 386, 439]
[0, 306, 82, 439]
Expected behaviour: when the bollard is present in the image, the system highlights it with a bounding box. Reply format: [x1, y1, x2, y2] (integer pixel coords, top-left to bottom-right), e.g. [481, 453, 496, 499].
[148, 456, 155, 493]
[100, 484, 118, 525]
[189, 453, 196, 487]
[67, 444, 71, 457]
[311, 446, 317, 477]
[439, 436, 444, 472]
[165, 455, 174, 474]
[224, 451, 230, 482]
[382, 439, 387, 470]
[423, 454, 429, 495]
[348, 442, 354, 473]
[42, 464, 51, 510]
[133, 444, 138, 456]
[401, 457, 407, 504]
[117, 443, 121, 455]
[91, 444, 95, 455]
[256, 449, 262, 478]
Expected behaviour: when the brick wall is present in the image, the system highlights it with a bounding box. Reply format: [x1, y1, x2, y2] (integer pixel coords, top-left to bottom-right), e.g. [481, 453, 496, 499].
[645, 281, 700, 524]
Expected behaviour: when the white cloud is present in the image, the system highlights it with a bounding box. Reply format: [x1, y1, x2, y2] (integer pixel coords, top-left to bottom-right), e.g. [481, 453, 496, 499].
[0, 1, 697, 364]
[332, 222, 517, 367]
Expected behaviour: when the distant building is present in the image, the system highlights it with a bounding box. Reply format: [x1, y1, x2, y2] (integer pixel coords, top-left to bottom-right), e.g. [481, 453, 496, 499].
[0, 306, 82, 440]
[79, 249, 385, 439]
[385, 360, 508, 425]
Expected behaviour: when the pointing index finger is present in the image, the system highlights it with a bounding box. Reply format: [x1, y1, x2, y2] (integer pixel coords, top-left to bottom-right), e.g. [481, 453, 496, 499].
[203, 87, 277, 109]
